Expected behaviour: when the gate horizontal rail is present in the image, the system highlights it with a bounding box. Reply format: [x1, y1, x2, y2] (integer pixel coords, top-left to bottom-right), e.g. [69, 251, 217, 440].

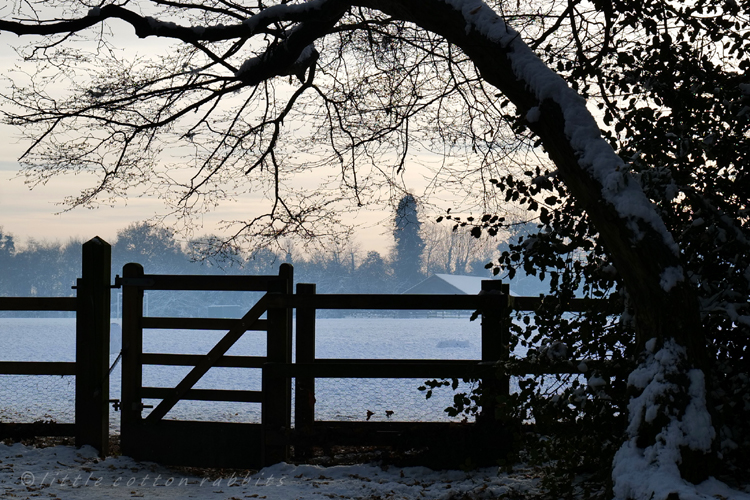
[141, 387, 263, 403]
[0, 297, 77, 311]
[115, 273, 281, 291]
[142, 317, 268, 331]
[141, 353, 267, 368]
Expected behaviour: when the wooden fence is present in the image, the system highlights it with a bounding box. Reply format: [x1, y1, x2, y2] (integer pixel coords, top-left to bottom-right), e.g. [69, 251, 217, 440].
[0, 237, 111, 456]
[264, 280, 510, 464]
[1, 247, 619, 468]
[265, 283, 618, 464]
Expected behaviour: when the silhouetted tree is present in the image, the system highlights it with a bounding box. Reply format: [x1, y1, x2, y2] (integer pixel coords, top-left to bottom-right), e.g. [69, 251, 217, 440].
[0, 228, 17, 297]
[353, 251, 390, 294]
[112, 223, 186, 275]
[392, 194, 424, 291]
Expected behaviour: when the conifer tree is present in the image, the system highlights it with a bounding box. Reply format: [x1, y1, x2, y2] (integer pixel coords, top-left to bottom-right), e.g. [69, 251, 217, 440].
[392, 194, 425, 291]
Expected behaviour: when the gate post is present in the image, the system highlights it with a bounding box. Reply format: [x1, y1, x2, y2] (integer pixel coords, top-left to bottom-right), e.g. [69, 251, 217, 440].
[262, 263, 293, 465]
[478, 280, 510, 425]
[295, 283, 316, 459]
[75, 237, 111, 456]
[120, 263, 144, 458]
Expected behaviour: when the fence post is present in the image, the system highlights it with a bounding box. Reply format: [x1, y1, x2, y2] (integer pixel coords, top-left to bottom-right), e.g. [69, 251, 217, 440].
[262, 263, 293, 465]
[478, 280, 509, 425]
[499, 282, 511, 396]
[295, 283, 316, 459]
[75, 237, 111, 456]
[120, 262, 144, 458]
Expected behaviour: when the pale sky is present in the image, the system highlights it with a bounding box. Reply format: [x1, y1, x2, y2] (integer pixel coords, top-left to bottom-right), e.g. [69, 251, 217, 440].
[0, 18, 501, 256]
[0, 30, 400, 253]
[0, 145, 398, 253]
[0, 100, 413, 255]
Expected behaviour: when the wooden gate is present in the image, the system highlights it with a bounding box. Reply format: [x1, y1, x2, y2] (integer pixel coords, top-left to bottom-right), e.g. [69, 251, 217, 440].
[117, 263, 293, 469]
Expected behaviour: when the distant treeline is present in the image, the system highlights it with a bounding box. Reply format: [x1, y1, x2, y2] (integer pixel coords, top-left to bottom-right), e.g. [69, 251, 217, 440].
[0, 222, 521, 318]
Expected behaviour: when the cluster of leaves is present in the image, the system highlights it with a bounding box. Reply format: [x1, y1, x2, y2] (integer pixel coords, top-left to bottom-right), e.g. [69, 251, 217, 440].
[596, 0, 750, 475]
[415, 2, 750, 490]
[418, 377, 482, 419]
[422, 297, 631, 498]
[436, 210, 506, 239]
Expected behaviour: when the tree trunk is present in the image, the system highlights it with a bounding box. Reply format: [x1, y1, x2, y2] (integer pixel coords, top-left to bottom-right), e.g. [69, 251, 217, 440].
[361, 0, 712, 486]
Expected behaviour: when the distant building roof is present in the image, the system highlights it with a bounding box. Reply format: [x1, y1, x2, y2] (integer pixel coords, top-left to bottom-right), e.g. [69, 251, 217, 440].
[403, 274, 497, 295]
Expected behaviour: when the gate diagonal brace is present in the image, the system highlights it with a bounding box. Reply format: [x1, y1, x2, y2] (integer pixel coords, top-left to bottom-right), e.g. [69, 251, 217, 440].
[145, 295, 269, 423]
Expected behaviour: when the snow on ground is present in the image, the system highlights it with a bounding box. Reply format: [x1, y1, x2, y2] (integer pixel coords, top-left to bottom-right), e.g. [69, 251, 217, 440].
[3, 442, 750, 500]
[0, 443, 542, 500]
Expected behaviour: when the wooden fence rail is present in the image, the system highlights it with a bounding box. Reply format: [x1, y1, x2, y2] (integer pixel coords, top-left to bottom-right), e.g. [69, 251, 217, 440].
[0, 362, 77, 375]
[0, 297, 78, 311]
[268, 360, 494, 380]
[267, 293, 503, 309]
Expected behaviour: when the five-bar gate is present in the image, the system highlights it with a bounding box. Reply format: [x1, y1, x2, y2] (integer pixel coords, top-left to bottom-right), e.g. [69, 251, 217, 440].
[117, 263, 293, 468]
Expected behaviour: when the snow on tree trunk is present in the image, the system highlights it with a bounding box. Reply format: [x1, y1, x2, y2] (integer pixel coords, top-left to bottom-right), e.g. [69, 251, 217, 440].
[364, 0, 715, 494]
[612, 339, 715, 499]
